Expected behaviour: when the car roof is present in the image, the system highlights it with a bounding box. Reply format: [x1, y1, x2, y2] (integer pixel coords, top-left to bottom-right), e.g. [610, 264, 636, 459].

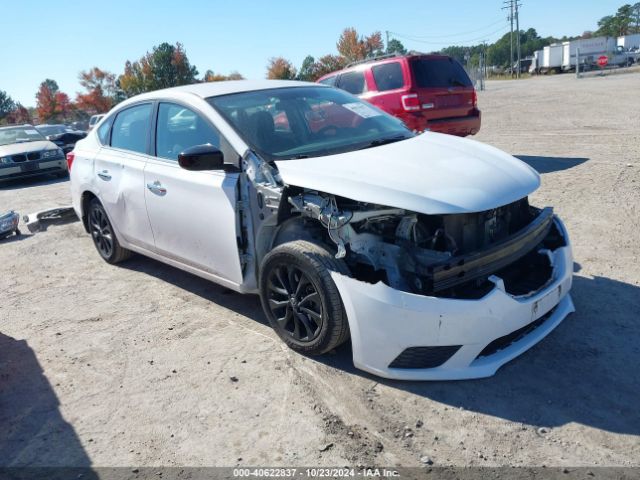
[123, 80, 322, 104]
[316, 53, 453, 81]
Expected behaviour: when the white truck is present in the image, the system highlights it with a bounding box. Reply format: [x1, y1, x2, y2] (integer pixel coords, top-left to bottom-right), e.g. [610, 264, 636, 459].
[562, 37, 616, 71]
[529, 49, 544, 74]
[618, 34, 640, 51]
[540, 44, 563, 73]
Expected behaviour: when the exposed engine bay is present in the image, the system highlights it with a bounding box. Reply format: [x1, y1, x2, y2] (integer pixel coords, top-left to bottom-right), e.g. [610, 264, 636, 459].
[240, 152, 566, 300]
[284, 192, 565, 298]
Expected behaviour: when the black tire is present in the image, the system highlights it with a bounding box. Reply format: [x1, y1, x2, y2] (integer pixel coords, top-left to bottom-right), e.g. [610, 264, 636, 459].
[87, 198, 132, 264]
[259, 240, 350, 355]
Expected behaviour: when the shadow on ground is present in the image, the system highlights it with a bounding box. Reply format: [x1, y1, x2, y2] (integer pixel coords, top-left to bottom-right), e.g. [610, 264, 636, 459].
[0, 174, 68, 191]
[320, 274, 640, 436]
[0, 334, 95, 470]
[516, 155, 588, 174]
[119, 253, 640, 437]
[122, 255, 266, 325]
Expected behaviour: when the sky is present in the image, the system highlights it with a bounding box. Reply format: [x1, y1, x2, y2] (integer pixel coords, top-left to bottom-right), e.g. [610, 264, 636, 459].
[0, 0, 626, 106]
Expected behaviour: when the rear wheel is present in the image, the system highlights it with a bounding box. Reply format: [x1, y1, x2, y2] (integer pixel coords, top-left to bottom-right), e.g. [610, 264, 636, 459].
[259, 240, 350, 355]
[88, 199, 132, 264]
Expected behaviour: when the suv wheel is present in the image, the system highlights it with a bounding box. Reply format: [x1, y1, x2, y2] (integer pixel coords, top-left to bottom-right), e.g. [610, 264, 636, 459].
[259, 240, 350, 355]
[88, 199, 132, 264]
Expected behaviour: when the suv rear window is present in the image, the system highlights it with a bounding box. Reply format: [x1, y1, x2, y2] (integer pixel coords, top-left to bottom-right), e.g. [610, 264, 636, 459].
[410, 57, 472, 88]
[372, 62, 404, 91]
[338, 71, 366, 95]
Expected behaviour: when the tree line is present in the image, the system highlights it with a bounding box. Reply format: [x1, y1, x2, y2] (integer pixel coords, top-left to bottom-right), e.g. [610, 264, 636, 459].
[1, 3, 638, 125]
[0, 42, 243, 125]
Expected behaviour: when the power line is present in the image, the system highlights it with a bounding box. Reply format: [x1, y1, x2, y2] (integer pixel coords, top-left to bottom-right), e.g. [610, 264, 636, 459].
[387, 18, 506, 40]
[390, 25, 510, 46]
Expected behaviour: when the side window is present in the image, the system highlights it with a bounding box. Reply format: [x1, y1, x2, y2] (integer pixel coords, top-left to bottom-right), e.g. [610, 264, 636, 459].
[111, 104, 152, 154]
[156, 103, 235, 163]
[318, 75, 337, 86]
[337, 71, 366, 95]
[97, 115, 114, 145]
[372, 62, 405, 91]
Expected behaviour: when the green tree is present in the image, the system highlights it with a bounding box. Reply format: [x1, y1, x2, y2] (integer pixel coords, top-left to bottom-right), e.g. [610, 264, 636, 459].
[297, 55, 318, 81]
[0, 90, 16, 122]
[596, 4, 636, 36]
[386, 38, 407, 55]
[118, 42, 199, 97]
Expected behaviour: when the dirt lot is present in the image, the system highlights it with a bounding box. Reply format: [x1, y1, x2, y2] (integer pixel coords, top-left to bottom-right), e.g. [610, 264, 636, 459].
[1, 72, 639, 469]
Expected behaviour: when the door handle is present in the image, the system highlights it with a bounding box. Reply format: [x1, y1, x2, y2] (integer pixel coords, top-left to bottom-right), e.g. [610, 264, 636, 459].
[147, 181, 167, 196]
[97, 170, 111, 181]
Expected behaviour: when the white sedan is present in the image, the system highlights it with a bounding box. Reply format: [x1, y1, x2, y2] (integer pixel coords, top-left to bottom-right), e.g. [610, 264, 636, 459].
[69, 80, 574, 380]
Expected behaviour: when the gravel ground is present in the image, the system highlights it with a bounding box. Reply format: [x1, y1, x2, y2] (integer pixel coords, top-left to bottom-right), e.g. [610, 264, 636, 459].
[1, 72, 639, 469]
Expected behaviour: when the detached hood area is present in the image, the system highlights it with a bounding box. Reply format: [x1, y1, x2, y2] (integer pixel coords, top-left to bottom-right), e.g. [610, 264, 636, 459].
[0, 140, 58, 156]
[275, 132, 540, 215]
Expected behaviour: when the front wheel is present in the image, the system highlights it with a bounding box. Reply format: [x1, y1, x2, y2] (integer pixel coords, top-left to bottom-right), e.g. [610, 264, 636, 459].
[88, 199, 132, 264]
[259, 240, 350, 355]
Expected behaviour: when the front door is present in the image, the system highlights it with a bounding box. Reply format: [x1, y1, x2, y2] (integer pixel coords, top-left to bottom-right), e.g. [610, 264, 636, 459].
[144, 102, 243, 285]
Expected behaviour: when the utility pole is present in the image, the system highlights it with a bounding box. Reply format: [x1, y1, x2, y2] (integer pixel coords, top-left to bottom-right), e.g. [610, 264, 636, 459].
[503, 0, 523, 78]
[385, 30, 389, 52]
[515, 1, 521, 78]
[502, 0, 514, 77]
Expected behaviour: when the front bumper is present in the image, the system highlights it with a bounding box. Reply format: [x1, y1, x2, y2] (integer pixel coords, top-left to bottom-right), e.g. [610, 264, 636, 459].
[331, 217, 574, 380]
[0, 158, 67, 181]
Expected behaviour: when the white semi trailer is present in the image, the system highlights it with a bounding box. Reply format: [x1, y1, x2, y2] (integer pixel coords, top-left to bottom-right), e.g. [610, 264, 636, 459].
[541, 44, 563, 73]
[618, 34, 640, 50]
[562, 37, 617, 71]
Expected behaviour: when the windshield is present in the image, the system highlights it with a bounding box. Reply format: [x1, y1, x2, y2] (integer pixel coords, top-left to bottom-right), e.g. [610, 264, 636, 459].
[207, 86, 413, 161]
[0, 126, 46, 146]
[36, 125, 67, 136]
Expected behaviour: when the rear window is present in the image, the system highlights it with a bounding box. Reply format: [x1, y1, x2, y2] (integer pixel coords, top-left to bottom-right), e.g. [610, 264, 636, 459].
[411, 57, 472, 88]
[338, 71, 366, 95]
[372, 62, 405, 91]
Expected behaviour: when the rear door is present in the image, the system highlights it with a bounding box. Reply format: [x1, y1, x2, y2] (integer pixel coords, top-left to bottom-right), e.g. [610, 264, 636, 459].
[409, 56, 475, 120]
[94, 103, 155, 250]
[143, 102, 243, 285]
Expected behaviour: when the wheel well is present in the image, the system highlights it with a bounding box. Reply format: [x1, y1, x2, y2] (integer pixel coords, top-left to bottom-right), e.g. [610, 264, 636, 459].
[80, 191, 98, 233]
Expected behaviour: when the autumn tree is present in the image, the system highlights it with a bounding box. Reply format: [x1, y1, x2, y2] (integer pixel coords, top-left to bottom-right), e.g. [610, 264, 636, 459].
[314, 55, 347, 78]
[337, 28, 384, 62]
[266, 57, 297, 79]
[203, 70, 245, 82]
[0, 90, 16, 122]
[118, 42, 199, 98]
[76, 67, 117, 114]
[35, 79, 58, 121]
[5, 103, 32, 125]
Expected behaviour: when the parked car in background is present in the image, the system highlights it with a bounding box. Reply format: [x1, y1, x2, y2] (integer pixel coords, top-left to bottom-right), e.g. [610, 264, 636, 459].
[0, 125, 67, 182]
[35, 124, 87, 154]
[69, 80, 572, 380]
[317, 53, 481, 136]
[88, 114, 105, 131]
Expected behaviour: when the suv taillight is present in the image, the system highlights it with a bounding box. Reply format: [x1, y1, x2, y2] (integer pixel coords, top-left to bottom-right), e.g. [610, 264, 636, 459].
[472, 89, 478, 107]
[401, 93, 421, 112]
[66, 152, 75, 170]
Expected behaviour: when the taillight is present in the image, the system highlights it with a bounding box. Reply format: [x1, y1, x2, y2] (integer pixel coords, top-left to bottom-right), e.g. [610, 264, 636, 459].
[401, 93, 421, 112]
[472, 89, 478, 107]
[66, 151, 75, 170]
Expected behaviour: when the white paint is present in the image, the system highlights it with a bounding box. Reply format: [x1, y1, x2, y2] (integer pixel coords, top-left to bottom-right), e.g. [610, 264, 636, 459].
[276, 132, 540, 215]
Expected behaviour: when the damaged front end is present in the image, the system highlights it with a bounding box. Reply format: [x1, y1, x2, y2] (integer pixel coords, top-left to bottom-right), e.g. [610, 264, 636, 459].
[288, 192, 564, 300]
[285, 191, 574, 380]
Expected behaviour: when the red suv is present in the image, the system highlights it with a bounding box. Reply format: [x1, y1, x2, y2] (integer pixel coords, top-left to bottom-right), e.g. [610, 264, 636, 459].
[317, 53, 480, 136]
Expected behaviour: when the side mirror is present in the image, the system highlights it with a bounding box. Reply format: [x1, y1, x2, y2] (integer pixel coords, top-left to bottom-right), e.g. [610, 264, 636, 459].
[178, 144, 224, 171]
